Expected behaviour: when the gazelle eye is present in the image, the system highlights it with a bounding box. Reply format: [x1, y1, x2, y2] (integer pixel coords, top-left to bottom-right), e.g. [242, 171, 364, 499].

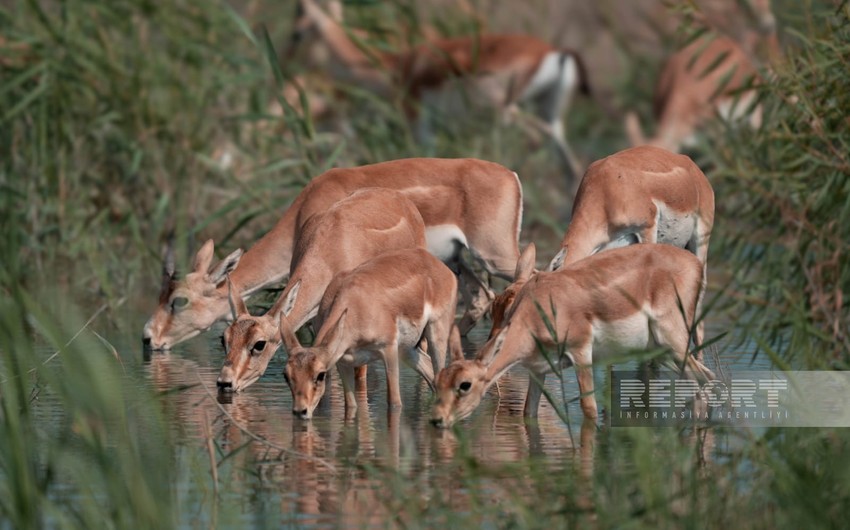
[316, 371, 326, 383]
[172, 297, 189, 310]
[459, 381, 472, 393]
[253, 341, 266, 352]
[283, 372, 290, 383]
[220, 336, 226, 348]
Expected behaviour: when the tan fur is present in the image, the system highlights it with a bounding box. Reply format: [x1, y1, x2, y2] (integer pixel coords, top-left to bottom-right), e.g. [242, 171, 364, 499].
[432, 244, 714, 428]
[551, 146, 715, 268]
[143, 157, 521, 349]
[489, 243, 537, 339]
[283, 248, 458, 418]
[217, 188, 426, 392]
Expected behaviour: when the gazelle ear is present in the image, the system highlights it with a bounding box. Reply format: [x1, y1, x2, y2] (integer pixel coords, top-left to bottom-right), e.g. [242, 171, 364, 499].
[162, 236, 176, 279]
[280, 280, 301, 316]
[279, 312, 301, 353]
[159, 237, 176, 302]
[448, 324, 464, 362]
[193, 239, 216, 274]
[227, 277, 248, 320]
[547, 247, 567, 272]
[208, 248, 243, 285]
[322, 310, 348, 355]
[479, 324, 509, 366]
[515, 243, 536, 282]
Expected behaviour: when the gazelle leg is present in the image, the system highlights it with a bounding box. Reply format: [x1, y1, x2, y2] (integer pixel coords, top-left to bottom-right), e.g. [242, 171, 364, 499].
[383, 344, 403, 410]
[572, 346, 597, 420]
[524, 370, 546, 418]
[354, 365, 367, 390]
[338, 362, 359, 417]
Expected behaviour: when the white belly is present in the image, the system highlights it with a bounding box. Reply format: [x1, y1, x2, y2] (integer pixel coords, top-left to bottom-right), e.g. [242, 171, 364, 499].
[590, 312, 652, 360]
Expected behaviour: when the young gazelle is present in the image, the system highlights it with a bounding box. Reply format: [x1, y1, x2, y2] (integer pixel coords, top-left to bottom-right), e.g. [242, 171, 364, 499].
[143, 157, 522, 350]
[431, 244, 714, 428]
[216, 188, 426, 393]
[489, 146, 714, 339]
[290, 0, 591, 180]
[282, 248, 458, 419]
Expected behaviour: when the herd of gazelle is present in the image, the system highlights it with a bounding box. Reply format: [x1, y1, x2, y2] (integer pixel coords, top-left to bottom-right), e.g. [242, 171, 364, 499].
[144, 145, 715, 425]
[141, 0, 781, 425]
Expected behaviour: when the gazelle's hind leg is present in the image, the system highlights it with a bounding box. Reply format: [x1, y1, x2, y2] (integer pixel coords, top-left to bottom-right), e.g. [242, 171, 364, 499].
[650, 313, 714, 381]
[406, 345, 436, 391]
[687, 221, 711, 357]
[522, 51, 583, 193]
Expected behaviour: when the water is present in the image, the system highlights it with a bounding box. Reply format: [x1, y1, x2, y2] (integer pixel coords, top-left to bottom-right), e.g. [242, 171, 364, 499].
[27, 297, 772, 528]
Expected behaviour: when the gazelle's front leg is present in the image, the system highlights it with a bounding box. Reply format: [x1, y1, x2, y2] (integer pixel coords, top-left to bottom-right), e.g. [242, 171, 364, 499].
[524, 369, 547, 418]
[382, 344, 403, 410]
[337, 362, 359, 417]
[572, 346, 598, 420]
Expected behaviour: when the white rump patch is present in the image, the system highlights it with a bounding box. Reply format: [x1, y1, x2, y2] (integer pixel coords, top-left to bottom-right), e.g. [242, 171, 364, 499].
[425, 224, 467, 262]
[653, 200, 696, 250]
[521, 52, 577, 102]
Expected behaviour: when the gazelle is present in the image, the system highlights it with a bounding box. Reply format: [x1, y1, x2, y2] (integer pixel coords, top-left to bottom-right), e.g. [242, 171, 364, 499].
[216, 188, 427, 392]
[431, 243, 714, 428]
[489, 146, 714, 339]
[143, 157, 522, 350]
[282, 248, 458, 419]
[625, 0, 779, 153]
[548, 145, 714, 271]
[290, 0, 591, 181]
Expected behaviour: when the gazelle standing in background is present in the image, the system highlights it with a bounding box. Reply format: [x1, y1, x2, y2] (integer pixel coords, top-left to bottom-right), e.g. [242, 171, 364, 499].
[625, 0, 780, 153]
[290, 0, 591, 186]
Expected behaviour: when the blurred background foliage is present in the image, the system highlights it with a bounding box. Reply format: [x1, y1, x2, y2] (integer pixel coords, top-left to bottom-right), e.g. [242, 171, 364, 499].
[0, 0, 848, 527]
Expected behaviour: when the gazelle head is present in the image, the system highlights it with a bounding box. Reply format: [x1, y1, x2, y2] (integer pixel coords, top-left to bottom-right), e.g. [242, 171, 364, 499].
[431, 327, 510, 429]
[282, 310, 347, 420]
[215, 279, 299, 392]
[430, 360, 487, 429]
[143, 239, 242, 350]
[488, 244, 536, 339]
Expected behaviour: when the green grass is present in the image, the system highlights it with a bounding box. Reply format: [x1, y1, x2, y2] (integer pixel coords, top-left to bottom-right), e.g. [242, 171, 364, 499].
[1, 0, 849, 528]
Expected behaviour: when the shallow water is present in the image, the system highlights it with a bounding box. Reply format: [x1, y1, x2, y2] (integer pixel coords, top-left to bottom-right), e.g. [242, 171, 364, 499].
[29, 295, 772, 528]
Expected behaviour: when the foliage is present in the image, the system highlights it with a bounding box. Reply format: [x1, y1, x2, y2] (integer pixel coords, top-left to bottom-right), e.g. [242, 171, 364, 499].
[706, 2, 850, 368]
